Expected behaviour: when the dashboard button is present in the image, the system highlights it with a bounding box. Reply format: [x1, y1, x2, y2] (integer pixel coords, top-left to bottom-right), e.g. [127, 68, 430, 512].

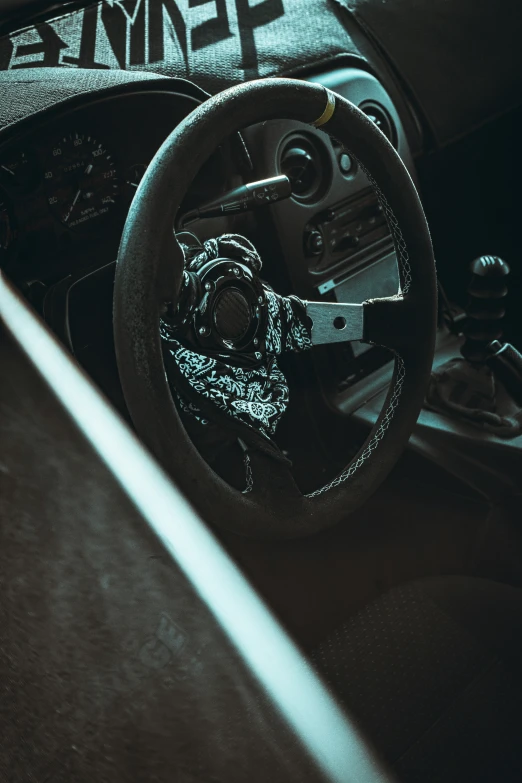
[339, 152, 354, 175]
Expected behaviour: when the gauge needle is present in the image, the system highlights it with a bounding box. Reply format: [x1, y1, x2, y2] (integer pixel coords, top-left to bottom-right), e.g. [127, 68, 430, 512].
[63, 188, 82, 223]
[1, 165, 15, 177]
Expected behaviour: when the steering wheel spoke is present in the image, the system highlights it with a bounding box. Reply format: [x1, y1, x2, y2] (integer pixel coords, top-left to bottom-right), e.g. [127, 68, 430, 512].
[240, 443, 303, 505]
[305, 296, 417, 353]
[362, 295, 419, 353]
[305, 301, 364, 346]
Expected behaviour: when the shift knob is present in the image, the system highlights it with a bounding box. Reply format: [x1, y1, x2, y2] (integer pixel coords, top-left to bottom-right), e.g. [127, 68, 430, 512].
[460, 255, 510, 363]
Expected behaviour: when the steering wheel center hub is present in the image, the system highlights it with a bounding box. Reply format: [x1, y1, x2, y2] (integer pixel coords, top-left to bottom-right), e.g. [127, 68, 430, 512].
[182, 258, 268, 357]
[213, 287, 251, 340]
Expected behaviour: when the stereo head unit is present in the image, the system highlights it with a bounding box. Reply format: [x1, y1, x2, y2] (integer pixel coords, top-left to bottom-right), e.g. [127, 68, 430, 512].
[304, 188, 390, 274]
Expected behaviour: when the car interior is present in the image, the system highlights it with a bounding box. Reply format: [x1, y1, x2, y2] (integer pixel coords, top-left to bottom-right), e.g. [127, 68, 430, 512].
[1, 1, 522, 781]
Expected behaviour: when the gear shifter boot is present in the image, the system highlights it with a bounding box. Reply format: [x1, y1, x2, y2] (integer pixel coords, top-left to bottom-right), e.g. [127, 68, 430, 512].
[427, 254, 522, 435]
[487, 341, 522, 407]
[426, 357, 522, 436]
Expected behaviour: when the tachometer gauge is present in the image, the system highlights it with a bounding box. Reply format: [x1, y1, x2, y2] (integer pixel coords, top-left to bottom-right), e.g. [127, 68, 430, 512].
[0, 150, 36, 190]
[44, 133, 120, 229]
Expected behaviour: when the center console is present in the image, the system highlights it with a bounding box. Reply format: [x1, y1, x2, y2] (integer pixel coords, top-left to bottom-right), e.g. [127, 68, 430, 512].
[244, 67, 414, 409]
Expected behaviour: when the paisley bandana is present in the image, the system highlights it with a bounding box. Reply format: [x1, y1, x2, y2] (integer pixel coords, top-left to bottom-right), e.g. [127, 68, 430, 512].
[160, 234, 312, 439]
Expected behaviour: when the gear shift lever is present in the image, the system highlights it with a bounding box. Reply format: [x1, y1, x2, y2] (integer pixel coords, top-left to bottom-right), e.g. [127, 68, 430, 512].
[426, 254, 522, 435]
[460, 255, 510, 363]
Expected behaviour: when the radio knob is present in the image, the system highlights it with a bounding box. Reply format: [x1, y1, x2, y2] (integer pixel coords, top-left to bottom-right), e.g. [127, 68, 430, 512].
[305, 229, 324, 256]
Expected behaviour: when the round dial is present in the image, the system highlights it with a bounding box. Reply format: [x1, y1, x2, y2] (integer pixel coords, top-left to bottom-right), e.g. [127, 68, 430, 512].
[0, 150, 36, 190]
[44, 133, 119, 229]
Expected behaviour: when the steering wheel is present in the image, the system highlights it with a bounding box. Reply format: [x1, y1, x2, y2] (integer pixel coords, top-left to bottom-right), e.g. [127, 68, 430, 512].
[113, 78, 437, 540]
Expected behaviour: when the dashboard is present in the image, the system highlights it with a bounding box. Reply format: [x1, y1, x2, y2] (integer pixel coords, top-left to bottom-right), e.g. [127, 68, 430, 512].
[0, 67, 414, 423]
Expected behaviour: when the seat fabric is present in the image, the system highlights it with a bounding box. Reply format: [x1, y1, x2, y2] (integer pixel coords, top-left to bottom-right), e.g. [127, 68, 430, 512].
[311, 576, 522, 783]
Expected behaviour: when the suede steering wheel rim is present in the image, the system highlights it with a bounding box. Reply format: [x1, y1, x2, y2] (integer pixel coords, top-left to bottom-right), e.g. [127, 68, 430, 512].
[113, 78, 437, 540]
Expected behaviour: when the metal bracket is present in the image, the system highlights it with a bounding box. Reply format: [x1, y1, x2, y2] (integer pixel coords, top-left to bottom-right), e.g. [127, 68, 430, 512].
[305, 301, 364, 345]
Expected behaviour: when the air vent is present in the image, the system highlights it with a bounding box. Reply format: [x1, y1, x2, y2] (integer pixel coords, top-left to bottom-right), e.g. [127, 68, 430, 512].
[279, 134, 329, 203]
[359, 101, 397, 148]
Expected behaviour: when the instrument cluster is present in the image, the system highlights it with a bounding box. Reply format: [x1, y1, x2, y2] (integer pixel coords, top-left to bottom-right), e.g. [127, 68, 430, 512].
[0, 126, 148, 282]
[0, 89, 226, 287]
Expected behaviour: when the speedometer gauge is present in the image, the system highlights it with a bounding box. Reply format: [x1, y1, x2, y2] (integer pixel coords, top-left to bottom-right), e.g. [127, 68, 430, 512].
[44, 133, 120, 229]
